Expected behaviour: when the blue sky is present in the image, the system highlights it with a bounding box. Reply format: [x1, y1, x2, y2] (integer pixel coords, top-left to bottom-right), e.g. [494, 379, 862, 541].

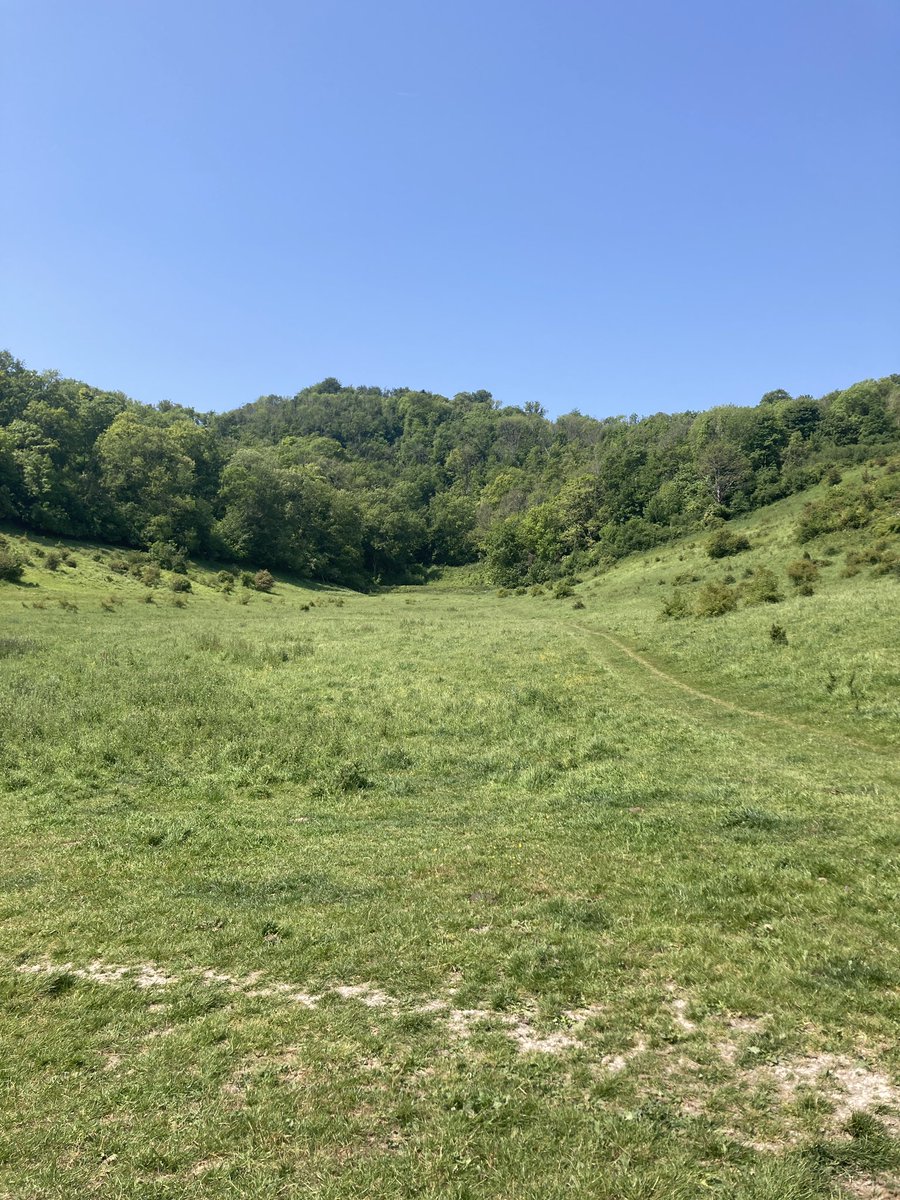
[2, 0, 898, 418]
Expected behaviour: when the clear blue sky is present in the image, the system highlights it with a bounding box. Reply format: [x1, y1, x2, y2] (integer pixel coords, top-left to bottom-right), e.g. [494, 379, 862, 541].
[2, 0, 898, 418]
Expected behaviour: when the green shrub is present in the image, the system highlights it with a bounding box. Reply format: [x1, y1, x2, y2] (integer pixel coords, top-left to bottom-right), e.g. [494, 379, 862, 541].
[141, 564, 161, 587]
[0, 548, 24, 583]
[241, 571, 255, 588]
[170, 576, 192, 593]
[770, 623, 788, 645]
[45, 551, 61, 571]
[660, 589, 691, 619]
[694, 581, 738, 617]
[743, 567, 783, 605]
[787, 559, 819, 589]
[872, 549, 900, 578]
[845, 545, 900, 578]
[254, 569, 275, 592]
[553, 580, 575, 599]
[148, 541, 187, 573]
[707, 528, 751, 559]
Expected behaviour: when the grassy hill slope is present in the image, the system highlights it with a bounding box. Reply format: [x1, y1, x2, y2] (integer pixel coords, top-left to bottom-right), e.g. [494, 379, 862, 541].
[572, 457, 900, 746]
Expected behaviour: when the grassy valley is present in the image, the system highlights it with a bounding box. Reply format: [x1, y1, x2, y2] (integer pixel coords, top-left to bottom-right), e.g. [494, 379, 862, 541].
[1, 459, 898, 1198]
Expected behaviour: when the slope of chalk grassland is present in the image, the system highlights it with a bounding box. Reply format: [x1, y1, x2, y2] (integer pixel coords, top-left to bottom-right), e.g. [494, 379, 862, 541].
[0, 465, 898, 1199]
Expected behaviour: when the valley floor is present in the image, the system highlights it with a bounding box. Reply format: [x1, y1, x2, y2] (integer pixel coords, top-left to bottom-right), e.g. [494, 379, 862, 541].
[0, 518, 898, 1198]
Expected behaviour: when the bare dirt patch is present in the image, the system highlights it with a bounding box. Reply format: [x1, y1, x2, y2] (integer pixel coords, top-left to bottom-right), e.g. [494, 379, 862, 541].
[13, 955, 900, 1137]
[766, 1053, 900, 1125]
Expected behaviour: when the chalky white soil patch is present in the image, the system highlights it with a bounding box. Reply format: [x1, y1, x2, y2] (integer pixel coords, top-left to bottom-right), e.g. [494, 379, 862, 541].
[13, 957, 609, 1058]
[13, 957, 900, 1136]
[841, 1178, 900, 1199]
[16, 959, 175, 988]
[766, 1054, 900, 1126]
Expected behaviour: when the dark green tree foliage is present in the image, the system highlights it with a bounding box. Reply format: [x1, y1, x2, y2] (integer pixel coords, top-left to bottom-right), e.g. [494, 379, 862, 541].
[1, 348, 898, 588]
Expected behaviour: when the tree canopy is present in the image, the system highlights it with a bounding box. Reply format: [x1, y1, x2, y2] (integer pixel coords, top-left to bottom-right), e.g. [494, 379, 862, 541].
[1, 349, 897, 587]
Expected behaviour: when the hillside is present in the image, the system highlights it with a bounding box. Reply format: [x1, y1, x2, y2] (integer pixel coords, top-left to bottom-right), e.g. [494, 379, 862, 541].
[1, 463, 898, 1198]
[2, 349, 898, 588]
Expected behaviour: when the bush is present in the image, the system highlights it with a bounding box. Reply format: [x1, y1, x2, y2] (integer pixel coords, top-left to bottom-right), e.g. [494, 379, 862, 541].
[786, 559, 819, 589]
[770, 624, 788, 645]
[694, 581, 738, 617]
[141, 564, 161, 587]
[845, 545, 900, 578]
[170, 576, 192, 593]
[241, 571, 255, 588]
[872, 550, 900, 578]
[553, 579, 575, 599]
[660, 589, 691, 619]
[0, 548, 24, 583]
[148, 541, 188, 573]
[707, 528, 752, 559]
[743, 567, 784, 605]
[45, 551, 61, 571]
[254, 569, 275, 593]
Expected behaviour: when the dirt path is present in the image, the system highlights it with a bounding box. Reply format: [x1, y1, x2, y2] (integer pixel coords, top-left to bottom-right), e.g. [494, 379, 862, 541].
[571, 622, 889, 756]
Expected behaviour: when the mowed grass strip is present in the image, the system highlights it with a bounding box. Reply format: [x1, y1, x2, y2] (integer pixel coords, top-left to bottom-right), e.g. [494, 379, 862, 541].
[0, 531, 898, 1198]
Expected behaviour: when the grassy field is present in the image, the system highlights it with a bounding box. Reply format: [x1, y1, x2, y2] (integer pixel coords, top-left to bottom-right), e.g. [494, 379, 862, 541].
[1, 475, 898, 1198]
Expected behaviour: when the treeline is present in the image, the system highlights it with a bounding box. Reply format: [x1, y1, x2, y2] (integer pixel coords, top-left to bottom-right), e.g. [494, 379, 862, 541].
[1, 350, 898, 587]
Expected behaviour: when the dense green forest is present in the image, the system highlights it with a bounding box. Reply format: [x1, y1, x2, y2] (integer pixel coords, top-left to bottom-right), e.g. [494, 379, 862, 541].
[1, 349, 898, 588]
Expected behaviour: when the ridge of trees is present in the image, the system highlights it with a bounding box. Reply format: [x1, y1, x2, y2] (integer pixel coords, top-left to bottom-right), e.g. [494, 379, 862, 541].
[1, 349, 898, 587]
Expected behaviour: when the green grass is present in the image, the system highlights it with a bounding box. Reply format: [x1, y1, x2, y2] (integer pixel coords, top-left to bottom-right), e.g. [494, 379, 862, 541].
[1, 485, 898, 1198]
